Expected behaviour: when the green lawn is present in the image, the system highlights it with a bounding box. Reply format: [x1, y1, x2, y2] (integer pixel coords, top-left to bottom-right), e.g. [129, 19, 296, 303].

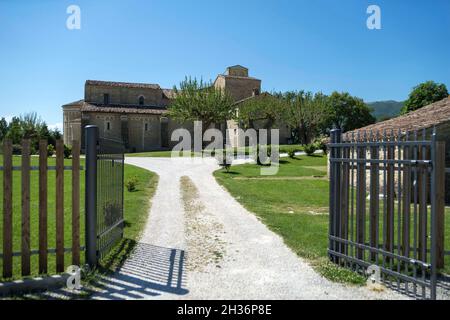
[126, 144, 305, 157]
[126, 150, 200, 157]
[214, 155, 450, 285]
[0, 155, 158, 280]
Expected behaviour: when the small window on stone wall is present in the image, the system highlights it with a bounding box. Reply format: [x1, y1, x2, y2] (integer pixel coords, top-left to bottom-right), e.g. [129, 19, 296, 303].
[104, 93, 110, 105]
[139, 96, 145, 106]
[145, 123, 149, 131]
[106, 121, 111, 131]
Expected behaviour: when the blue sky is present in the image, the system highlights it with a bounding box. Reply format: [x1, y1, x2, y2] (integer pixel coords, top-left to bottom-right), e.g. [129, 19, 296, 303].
[1, 0, 449, 129]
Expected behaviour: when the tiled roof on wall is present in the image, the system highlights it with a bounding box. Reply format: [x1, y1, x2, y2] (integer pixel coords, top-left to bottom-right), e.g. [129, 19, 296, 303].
[81, 102, 168, 115]
[85, 80, 161, 89]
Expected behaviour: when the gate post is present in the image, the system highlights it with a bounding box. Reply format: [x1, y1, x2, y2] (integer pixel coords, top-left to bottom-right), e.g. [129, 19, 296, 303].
[329, 129, 342, 260]
[85, 125, 99, 269]
[430, 130, 446, 300]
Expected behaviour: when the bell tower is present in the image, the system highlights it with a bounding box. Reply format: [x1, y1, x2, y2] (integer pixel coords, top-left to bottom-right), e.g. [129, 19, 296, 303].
[214, 65, 262, 102]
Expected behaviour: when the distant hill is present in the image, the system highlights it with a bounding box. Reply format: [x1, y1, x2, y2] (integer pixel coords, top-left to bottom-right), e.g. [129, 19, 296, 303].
[368, 100, 404, 121]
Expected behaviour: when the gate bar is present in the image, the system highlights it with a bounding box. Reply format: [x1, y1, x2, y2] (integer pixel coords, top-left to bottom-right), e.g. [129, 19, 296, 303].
[85, 125, 99, 269]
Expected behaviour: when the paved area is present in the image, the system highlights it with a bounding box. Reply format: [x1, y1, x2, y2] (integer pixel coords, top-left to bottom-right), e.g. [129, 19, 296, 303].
[85, 156, 405, 300]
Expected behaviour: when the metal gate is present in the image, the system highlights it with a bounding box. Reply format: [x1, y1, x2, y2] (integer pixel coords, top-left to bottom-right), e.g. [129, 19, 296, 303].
[328, 128, 446, 299]
[85, 125, 125, 267]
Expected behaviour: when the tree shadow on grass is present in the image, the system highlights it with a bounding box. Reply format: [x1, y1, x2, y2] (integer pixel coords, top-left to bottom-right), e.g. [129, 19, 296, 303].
[307, 154, 324, 158]
[221, 171, 240, 175]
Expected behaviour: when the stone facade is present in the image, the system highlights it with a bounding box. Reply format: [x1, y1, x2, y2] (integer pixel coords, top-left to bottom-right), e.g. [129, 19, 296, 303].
[62, 65, 290, 152]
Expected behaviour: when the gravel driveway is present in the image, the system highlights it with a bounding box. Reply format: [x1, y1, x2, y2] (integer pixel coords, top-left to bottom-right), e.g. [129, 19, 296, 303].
[88, 156, 405, 300]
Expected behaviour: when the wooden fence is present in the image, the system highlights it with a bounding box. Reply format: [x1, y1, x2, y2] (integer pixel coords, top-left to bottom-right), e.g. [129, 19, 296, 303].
[1, 139, 82, 278]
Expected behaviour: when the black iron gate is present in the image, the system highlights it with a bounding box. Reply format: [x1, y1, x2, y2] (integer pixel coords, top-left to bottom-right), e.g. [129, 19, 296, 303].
[328, 128, 446, 299]
[85, 125, 125, 267]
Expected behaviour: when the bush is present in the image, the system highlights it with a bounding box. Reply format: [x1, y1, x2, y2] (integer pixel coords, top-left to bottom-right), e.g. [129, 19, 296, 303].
[303, 143, 317, 156]
[288, 150, 296, 158]
[314, 138, 328, 155]
[64, 144, 72, 159]
[12, 144, 22, 155]
[47, 144, 55, 157]
[125, 176, 139, 192]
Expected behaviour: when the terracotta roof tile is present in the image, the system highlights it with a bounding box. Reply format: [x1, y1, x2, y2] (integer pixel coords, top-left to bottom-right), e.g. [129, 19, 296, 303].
[162, 89, 177, 99]
[62, 99, 84, 107]
[85, 80, 161, 89]
[81, 102, 168, 115]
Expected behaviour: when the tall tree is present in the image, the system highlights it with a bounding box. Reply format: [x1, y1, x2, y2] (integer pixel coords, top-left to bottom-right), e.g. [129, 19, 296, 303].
[19, 112, 45, 140]
[6, 116, 22, 144]
[236, 92, 285, 131]
[327, 92, 375, 132]
[235, 92, 285, 164]
[168, 77, 235, 133]
[401, 81, 448, 114]
[46, 128, 62, 148]
[0, 117, 8, 141]
[282, 91, 331, 145]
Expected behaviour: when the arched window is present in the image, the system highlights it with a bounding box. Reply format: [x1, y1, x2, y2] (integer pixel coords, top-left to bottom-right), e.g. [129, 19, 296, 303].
[139, 96, 145, 106]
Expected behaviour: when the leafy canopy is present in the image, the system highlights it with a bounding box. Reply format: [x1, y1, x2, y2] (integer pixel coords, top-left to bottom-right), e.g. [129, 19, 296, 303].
[401, 81, 448, 114]
[0, 117, 8, 141]
[167, 77, 235, 129]
[282, 91, 331, 144]
[1, 112, 62, 152]
[327, 92, 375, 132]
[236, 92, 285, 130]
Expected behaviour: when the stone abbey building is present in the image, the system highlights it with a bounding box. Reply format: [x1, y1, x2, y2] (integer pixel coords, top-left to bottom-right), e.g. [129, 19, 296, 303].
[62, 65, 290, 152]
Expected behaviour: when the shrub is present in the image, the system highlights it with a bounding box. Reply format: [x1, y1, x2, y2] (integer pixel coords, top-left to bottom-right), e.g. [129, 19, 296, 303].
[288, 149, 296, 158]
[303, 143, 317, 156]
[125, 176, 139, 192]
[314, 138, 328, 155]
[12, 144, 22, 155]
[64, 144, 72, 159]
[47, 144, 55, 157]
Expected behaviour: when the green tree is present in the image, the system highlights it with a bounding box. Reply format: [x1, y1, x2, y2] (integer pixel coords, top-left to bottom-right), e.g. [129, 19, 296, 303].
[168, 77, 235, 135]
[236, 92, 285, 131]
[327, 92, 375, 132]
[0, 117, 8, 141]
[6, 116, 22, 144]
[19, 112, 45, 140]
[401, 81, 448, 114]
[282, 91, 331, 145]
[47, 128, 62, 147]
[235, 92, 285, 164]
[2, 113, 53, 152]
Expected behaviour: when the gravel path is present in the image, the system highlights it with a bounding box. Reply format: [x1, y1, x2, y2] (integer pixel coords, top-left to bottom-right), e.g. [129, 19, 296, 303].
[88, 157, 405, 300]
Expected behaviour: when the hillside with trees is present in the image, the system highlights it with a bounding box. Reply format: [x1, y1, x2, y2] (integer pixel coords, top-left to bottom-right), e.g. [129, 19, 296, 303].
[368, 100, 404, 121]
